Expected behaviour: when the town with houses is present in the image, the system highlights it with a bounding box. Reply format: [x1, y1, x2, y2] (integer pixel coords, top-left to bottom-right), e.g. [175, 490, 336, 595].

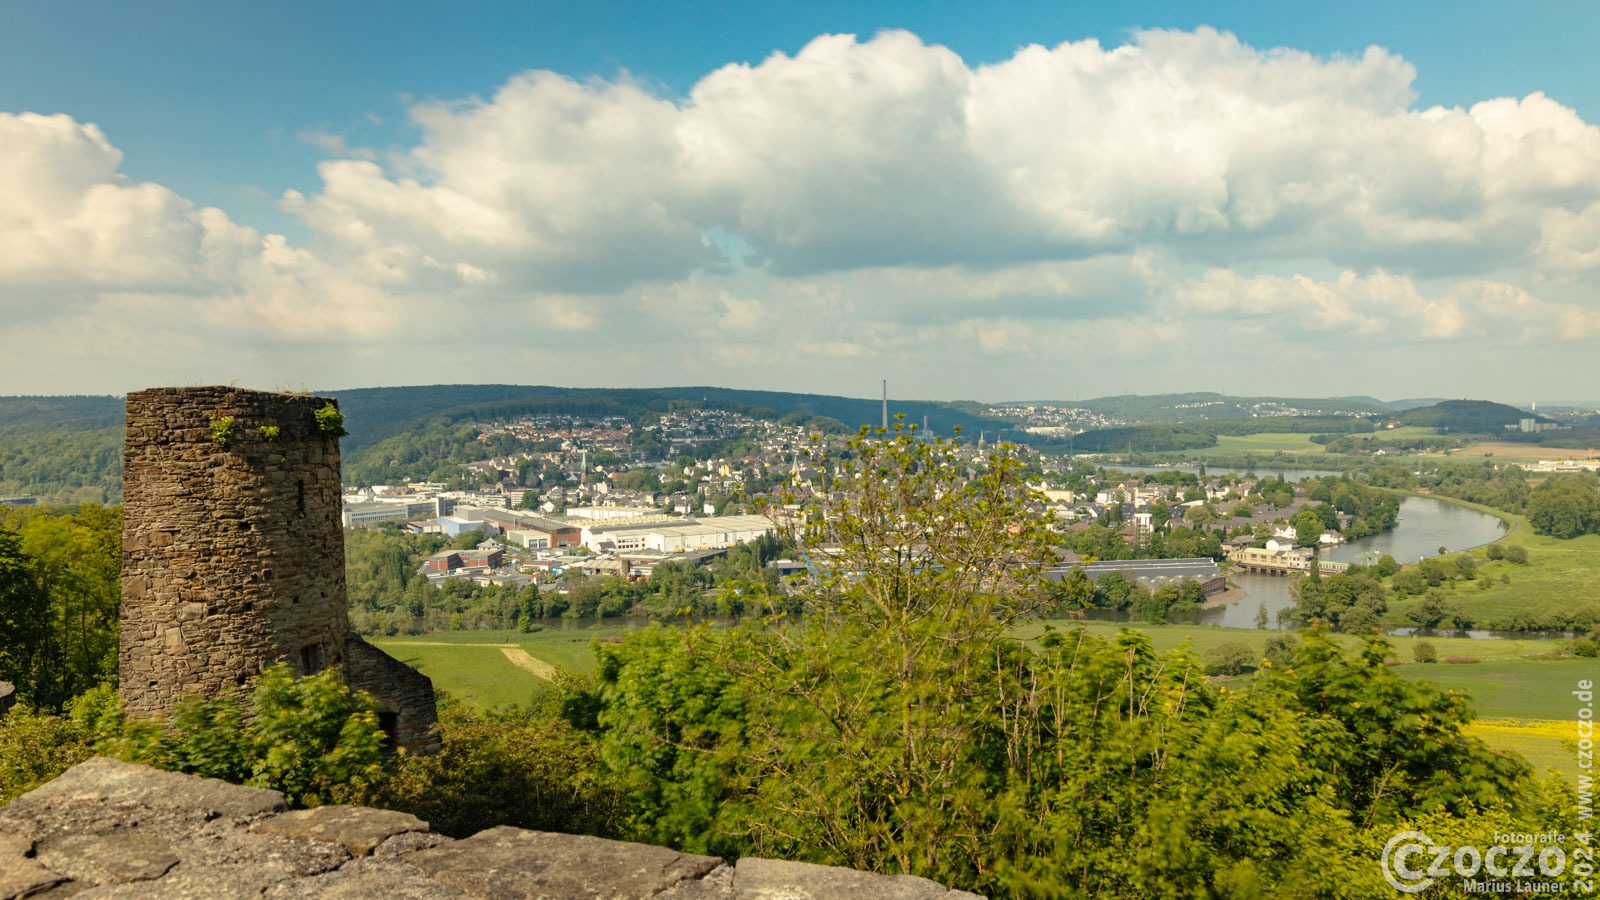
[340, 408, 1377, 606]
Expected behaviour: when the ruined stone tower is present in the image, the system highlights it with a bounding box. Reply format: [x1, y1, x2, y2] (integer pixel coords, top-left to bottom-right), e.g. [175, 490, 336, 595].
[120, 386, 436, 751]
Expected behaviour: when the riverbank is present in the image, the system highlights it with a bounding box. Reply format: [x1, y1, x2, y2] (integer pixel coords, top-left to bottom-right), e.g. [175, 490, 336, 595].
[1390, 497, 1600, 632]
[1390, 488, 1521, 549]
[1201, 585, 1248, 609]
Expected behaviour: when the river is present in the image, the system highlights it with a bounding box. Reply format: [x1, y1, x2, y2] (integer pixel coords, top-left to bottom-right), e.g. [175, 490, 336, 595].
[1085, 496, 1515, 633]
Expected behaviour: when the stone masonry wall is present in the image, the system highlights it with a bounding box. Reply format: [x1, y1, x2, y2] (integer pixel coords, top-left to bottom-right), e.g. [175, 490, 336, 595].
[120, 387, 351, 717]
[346, 635, 440, 755]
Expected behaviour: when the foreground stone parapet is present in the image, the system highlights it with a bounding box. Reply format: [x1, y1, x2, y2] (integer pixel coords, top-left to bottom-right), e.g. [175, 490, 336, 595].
[0, 759, 984, 899]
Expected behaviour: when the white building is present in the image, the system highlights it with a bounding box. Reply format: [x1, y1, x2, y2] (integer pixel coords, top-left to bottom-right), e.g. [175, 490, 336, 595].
[580, 514, 776, 553]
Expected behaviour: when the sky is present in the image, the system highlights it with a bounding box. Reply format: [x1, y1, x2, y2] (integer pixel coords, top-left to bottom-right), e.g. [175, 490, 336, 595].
[3, 1, 1599, 404]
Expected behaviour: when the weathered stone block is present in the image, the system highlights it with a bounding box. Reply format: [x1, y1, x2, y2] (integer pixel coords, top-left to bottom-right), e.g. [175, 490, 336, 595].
[35, 832, 179, 885]
[15, 757, 285, 820]
[733, 857, 987, 899]
[408, 827, 723, 899]
[251, 806, 429, 856]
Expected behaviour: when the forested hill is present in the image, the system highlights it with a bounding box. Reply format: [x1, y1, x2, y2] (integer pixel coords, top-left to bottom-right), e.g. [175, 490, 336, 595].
[0, 396, 124, 506]
[326, 384, 1012, 454]
[1396, 399, 1549, 433]
[0, 386, 1014, 503]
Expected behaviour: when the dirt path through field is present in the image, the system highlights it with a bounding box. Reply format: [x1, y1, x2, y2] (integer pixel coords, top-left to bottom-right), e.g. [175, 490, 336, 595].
[499, 647, 557, 680]
[379, 640, 560, 680]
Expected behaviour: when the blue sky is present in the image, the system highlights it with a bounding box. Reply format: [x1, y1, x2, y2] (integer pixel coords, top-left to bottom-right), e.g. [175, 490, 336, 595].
[2, 1, 1598, 402]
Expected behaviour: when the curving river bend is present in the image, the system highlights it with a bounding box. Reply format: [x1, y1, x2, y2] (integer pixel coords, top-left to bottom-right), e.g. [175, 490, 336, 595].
[1083, 495, 1513, 633]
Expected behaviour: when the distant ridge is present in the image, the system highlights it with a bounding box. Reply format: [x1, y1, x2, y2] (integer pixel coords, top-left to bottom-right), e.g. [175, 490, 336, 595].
[322, 384, 1013, 453]
[1010, 392, 1393, 422]
[1383, 397, 1451, 411]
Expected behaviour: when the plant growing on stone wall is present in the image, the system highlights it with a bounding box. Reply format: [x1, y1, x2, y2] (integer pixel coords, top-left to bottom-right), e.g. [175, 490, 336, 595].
[260, 424, 280, 442]
[313, 403, 346, 438]
[209, 414, 237, 446]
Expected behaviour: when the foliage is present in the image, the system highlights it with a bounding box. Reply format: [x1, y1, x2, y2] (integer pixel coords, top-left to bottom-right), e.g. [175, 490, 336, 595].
[1202, 640, 1257, 675]
[0, 505, 122, 709]
[1292, 572, 1387, 632]
[1526, 472, 1600, 538]
[1272, 632, 1527, 823]
[313, 403, 348, 438]
[354, 693, 626, 839]
[1412, 639, 1438, 663]
[208, 413, 237, 446]
[260, 424, 281, 442]
[114, 664, 384, 807]
[0, 703, 96, 805]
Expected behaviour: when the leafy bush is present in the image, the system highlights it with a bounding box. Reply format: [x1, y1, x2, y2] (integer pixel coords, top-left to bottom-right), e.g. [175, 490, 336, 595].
[1412, 640, 1438, 664]
[0, 704, 95, 804]
[1203, 641, 1257, 676]
[354, 693, 625, 839]
[115, 664, 383, 807]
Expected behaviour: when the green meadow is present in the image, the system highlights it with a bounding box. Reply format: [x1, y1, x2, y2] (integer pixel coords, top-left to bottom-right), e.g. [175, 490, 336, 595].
[1199, 433, 1324, 457]
[370, 626, 633, 710]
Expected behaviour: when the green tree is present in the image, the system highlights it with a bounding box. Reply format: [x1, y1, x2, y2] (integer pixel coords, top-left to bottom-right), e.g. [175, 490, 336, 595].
[0, 527, 51, 705]
[1292, 509, 1324, 546]
[1527, 473, 1600, 538]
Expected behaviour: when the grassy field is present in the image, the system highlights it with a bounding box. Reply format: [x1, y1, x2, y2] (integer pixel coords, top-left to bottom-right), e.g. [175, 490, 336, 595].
[1013, 620, 1563, 662]
[1190, 433, 1325, 459]
[370, 625, 633, 710]
[1381, 426, 1449, 441]
[1453, 441, 1600, 460]
[1387, 657, 1594, 720]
